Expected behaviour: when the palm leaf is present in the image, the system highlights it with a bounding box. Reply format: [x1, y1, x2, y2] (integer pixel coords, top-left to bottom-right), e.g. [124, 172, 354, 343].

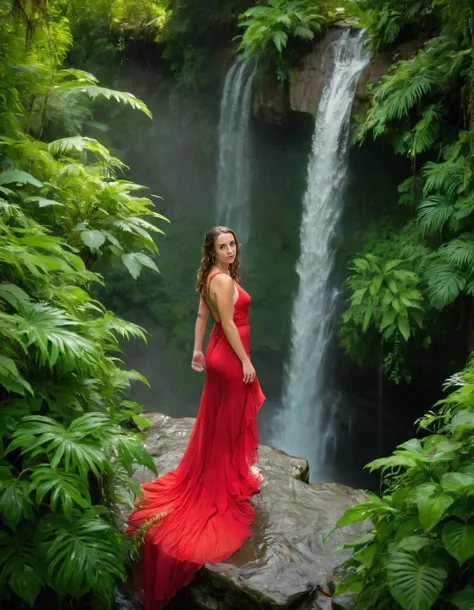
[30, 466, 91, 519]
[38, 512, 127, 598]
[425, 261, 466, 309]
[417, 195, 454, 235]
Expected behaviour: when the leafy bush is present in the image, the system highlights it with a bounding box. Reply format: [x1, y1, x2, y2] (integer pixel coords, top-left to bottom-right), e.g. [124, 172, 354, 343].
[332, 361, 474, 609]
[237, 0, 327, 80]
[341, 0, 474, 378]
[0, 4, 166, 607]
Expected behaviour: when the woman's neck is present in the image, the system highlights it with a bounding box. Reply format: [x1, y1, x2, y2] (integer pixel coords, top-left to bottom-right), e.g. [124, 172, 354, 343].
[214, 262, 230, 274]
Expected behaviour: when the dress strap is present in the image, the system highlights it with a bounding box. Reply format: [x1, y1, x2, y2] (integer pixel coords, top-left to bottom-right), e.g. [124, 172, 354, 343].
[207, 271, 227, 286]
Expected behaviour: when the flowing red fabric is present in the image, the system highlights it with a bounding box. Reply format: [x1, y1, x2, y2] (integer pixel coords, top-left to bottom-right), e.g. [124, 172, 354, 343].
[126, 273, 265, 609]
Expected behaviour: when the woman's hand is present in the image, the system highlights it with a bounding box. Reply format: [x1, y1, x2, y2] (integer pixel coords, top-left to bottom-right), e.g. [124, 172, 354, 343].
[191, 350, 206, 372]
[242, 358, 256, 384]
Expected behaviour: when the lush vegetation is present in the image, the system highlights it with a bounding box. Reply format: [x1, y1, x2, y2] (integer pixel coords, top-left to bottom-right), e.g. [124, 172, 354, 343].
[0, 2, 166, 607]
[237, 0, 327, 81]
[340, 0, 474, 384]
[333, 360, 474, 610]
[331, 2, 474, 608]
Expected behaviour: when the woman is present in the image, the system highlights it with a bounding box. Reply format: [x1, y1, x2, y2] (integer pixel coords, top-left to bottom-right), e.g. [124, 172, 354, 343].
[126, 226, 265, 609]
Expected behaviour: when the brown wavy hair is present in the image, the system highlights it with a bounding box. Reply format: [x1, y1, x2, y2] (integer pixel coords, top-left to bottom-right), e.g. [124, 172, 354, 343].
[196, 226, 241, 295]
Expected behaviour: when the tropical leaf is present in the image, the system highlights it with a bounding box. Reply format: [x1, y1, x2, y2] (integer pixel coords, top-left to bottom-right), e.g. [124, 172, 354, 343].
[38, 512, 127, 597]
[414, 483, 454, 530]
[425, 262, 466, 309]
[0, 169, 42, 187]
[442, 521, 474, 565]
[80, 229, 106, 250]
[7, 414, 110, 477]
[121, 252, 159, 279]
[0, 466, 35, 529]
[387, 551, 447, 610]
[0, 355, 33, 396]
[30, 466, 91, 520]
[450, 586, 474, 610]
[74, 86, 152, 119]
[0, 528, 44, 606]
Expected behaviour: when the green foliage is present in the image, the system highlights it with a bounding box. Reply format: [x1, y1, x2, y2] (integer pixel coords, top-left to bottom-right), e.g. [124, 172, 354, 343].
[0, 3, 165, 607]
[342, 254, 424, 342]
[339, 222, 431, 382]
[237, 0, 327, 81]
[332, 360, 474, 609]
[342, 0, 474, 377]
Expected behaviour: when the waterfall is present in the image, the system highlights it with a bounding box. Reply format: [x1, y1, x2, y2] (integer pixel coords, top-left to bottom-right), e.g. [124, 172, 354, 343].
[215, 57, 255, 244]
[276, 29, 370, 480]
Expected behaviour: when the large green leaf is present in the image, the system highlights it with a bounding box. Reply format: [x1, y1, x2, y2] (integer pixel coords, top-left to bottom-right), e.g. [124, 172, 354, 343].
[414, 483, 454, 530]
[38, 512, 127, 597]
[30, 466, 91, 520]
[397, 314, 410, 341]
[80, 230, 106, 250]
[334, 502, 374, 528]
[0, 355, 33, 396]
[440, 472, 474, 494]
[25, 196, 64, 208]
[450, 585, 474, 610]
[7, 414, 110, 477]
[442, 521, 474, 565]
[387, 551, 447, 610]
[0, 169, 42, 187]
[15, 303, 101, 369]
[0, 466, 34, 529]
[0, 529, 44, 606]
[121, 252, 159, 279]
[0, 283, 30, 308]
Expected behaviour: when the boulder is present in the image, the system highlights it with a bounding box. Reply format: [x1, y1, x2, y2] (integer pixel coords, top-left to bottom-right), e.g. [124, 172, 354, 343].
[124, 413, 368, 609]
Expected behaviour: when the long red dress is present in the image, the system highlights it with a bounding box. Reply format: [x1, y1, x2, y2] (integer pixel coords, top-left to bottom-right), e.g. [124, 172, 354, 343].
[126, 272, 265, 609]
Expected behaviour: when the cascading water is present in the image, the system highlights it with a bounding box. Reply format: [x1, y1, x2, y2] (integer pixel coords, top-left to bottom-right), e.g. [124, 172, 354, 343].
[215, 56, 255, 244]
[275, 29, 370, 480]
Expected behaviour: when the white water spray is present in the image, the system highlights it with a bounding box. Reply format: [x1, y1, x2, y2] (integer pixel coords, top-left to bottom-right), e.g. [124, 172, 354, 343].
[276, 29, 370, 479]
[215, 57, 256, 244]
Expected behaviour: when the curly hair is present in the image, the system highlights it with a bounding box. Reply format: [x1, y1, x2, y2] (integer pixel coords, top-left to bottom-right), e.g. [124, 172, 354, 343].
[196, 226, 241, 295]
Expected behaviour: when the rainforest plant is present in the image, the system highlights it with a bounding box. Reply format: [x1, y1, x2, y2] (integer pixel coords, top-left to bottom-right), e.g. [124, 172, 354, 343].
[332, 359, 474, 609]
[341, 0, 474, 377]
[237, 0, 327, 81]
[0, 2, 166, 607]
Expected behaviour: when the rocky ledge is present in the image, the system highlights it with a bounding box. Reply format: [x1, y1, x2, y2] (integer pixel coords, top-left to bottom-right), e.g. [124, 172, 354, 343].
[125, 413, 368, 610]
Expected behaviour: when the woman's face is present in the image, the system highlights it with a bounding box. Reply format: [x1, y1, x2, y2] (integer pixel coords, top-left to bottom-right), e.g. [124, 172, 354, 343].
[213, 232, 237, 266]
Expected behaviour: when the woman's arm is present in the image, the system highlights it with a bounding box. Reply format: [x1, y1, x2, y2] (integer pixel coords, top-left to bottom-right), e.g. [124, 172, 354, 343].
[192, 296, 209, 372]
[213, 275, 256, 383]
[194, 295, 209, 352]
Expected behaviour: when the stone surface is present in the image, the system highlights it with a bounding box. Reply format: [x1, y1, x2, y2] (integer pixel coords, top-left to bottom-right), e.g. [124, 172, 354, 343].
[289, 29, 344, 116]
[127, 413, 368, 609]
[253, 68, 290, 125]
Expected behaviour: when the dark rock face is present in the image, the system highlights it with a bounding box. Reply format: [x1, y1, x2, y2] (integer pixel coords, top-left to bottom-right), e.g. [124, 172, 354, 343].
[289, 29, 344, 116]
[253, 68, 290, 125]
[127, 413, 368, 609]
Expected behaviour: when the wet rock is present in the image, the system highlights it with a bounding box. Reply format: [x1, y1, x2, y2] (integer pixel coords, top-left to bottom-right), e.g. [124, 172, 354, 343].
[127, 413, 368, 609]
[289, 29, 344, 116]
[253, 67, 290, 125]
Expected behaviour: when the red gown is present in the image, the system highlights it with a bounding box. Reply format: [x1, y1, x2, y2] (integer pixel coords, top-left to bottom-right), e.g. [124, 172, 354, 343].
[126, 272, 265, 609]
